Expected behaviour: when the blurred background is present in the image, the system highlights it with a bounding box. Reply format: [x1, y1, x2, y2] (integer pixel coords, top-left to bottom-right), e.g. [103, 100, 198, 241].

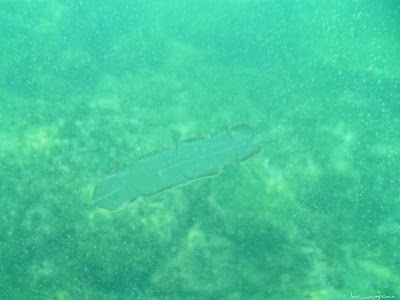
[0, 0, 399, 298]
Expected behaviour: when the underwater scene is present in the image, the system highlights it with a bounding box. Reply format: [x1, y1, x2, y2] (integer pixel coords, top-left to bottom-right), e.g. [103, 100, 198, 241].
[0, 0, 399, 299]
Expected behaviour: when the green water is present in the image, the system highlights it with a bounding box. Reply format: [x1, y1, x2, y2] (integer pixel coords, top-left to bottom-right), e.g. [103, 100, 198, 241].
[1, 1, 399, 299]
